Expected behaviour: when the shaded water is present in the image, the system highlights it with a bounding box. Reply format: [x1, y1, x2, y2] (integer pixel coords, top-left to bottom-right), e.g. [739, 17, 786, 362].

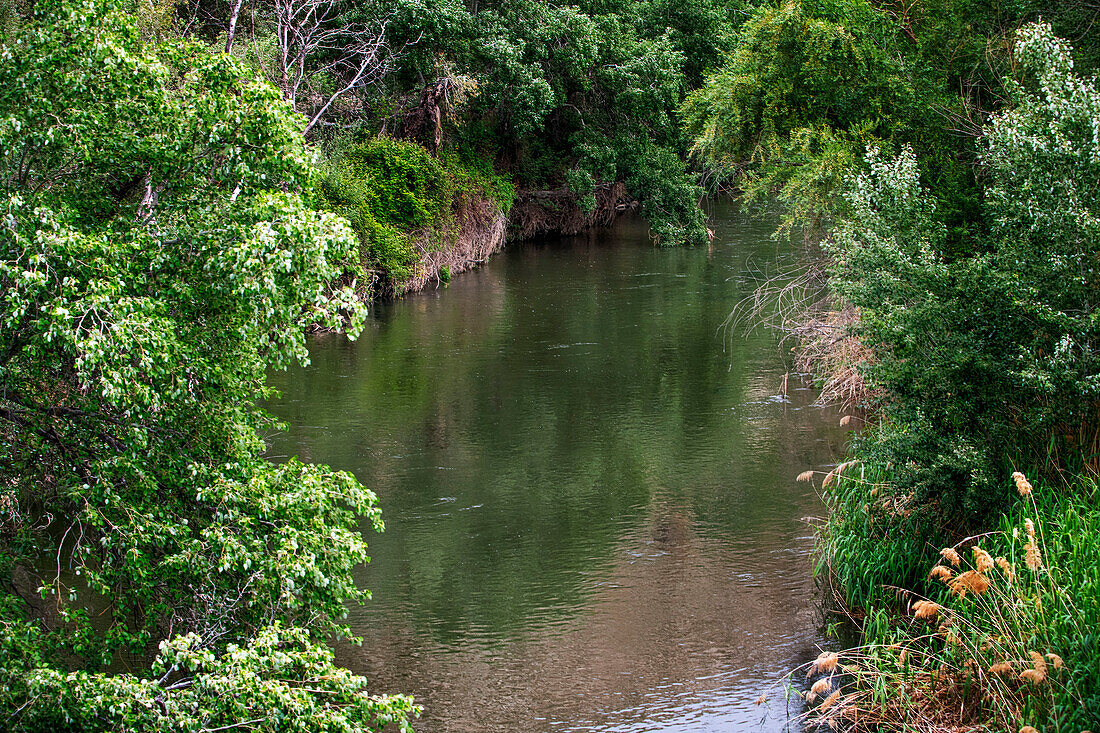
[266, 200, 846, 732]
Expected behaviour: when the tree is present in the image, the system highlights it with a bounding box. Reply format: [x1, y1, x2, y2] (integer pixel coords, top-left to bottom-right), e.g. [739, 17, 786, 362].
[272, 0, 395, 136]
[0, 0, 417, 728]
[457, 0, 707, 244]
[681, 0, 914, 233]
[826, 23, 1100, 518]
[341, 0, 709, 245]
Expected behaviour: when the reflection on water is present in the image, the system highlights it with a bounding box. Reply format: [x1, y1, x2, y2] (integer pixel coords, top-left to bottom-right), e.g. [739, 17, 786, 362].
[265, 200, 846, 732]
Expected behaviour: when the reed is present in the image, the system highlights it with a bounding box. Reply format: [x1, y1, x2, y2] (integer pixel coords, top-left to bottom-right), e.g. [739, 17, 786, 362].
[805, 471, 1099, 732]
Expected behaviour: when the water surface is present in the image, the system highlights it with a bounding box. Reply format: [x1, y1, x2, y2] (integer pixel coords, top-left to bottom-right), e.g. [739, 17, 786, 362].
[266, 200, 846, 732]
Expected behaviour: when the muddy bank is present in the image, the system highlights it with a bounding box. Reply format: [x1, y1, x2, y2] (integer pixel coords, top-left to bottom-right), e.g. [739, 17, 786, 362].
[393, 193, 509, 297]
[390, 182, 635, 298]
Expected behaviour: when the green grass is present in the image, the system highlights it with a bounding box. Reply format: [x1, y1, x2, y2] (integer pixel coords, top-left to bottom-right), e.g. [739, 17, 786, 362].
[816, 467, 1100, 731]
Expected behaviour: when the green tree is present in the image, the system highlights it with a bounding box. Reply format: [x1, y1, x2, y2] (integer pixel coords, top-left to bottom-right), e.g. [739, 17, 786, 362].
[454, 0, 707, 244]
[682, 0, 911, 231]
[0, 0, 416, 728]
[828, 23, 1100, 519]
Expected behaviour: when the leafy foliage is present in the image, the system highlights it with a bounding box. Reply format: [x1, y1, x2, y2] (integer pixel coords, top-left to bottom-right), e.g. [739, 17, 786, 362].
[0, 625, 419, 732]
[682, 0, 1096, 247]
[455, 0, 708, 244]
[682, 0, 914, 231]
[350, 0, 715, 244]
[317, 135, 514, 289]
[0, 0, 416, 728]
[828, 25, 1099, 518]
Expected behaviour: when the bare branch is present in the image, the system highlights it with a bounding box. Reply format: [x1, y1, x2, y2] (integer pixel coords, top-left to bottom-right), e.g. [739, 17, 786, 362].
[271, 0, 407, 133]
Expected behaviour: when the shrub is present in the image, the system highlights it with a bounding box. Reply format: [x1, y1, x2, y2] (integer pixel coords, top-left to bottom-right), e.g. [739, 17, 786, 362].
[826, 24, 1100, 519]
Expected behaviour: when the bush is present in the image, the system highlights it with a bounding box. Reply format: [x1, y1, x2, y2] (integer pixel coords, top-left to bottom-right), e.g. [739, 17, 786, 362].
[318, 135, 515, 290]
[826, 25, 1100, 519]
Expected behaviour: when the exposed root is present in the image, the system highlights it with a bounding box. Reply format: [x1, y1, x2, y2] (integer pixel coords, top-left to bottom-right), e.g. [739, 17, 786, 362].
[508, 182, 634, 240]
[394, 192, 507, 296]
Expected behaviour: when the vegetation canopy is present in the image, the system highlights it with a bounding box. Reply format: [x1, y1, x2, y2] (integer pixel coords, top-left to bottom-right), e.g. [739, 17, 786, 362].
[0, 0, 416, 729]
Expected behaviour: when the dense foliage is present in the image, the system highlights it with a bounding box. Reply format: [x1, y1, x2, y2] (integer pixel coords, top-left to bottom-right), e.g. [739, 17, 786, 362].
[831, 22, 1100, 525]
[683, 0, 1099, 247]
[727, 18, 1098, 733]
[682, 0, 914, 231]
[448, 0, 712, 243]
[0, 0, 416, 728]
[305, 0, 749, 246]
[193, 0, 749, 250]
[318, 136, 514, 291]
[685, 3, 1100, 728]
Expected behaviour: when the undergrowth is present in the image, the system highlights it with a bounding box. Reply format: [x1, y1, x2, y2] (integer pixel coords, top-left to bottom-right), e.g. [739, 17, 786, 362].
[809, 469, 1099, 732]
[316, 135, 514, 294]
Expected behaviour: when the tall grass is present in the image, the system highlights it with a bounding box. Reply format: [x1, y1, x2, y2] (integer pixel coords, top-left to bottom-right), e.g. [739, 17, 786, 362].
[810, 471, 1099, 731]
[812, 460, 946, 611]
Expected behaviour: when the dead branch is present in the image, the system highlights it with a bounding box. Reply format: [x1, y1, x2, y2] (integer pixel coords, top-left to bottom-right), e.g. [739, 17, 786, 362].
[272, 0, 405, 135]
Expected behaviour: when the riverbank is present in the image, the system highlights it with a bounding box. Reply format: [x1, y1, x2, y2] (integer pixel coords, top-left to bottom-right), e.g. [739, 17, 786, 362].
[317, 136, 639, 300]
[389, 181, 636, 298]
[806, 464, 1099, 732]
[785, 120, 1100, 733]
[788, 240, 1100, 732]
[788, 280, 1100, 731]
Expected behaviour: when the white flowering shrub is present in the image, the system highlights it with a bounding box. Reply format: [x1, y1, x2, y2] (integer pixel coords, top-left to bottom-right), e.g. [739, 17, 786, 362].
[828, 22, 1100, 521]
[0, 0, 416, 729]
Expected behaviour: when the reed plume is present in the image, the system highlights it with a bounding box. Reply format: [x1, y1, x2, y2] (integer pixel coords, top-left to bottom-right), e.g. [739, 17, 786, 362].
[1020, 651, 1048, 684]
[949, 570, 990, 597]
[911, 599, 940, 620]
[972, 546, 994, 573]
[939, 547, 962, 567]
[1012, 471, 1033, 496]
[1025, 539, 1043, 571]
[929, 565, 952, 581]
[810, 651, 839, 675]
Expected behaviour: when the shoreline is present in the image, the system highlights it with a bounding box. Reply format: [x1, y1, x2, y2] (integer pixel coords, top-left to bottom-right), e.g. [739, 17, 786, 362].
[386, 184, 637, 299]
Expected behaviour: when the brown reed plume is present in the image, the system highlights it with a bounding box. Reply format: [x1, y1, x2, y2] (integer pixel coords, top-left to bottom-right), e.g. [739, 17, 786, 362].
[795, 470, 1087, 733]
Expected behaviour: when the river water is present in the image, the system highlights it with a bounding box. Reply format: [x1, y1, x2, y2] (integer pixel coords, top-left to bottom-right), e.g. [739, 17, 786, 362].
[265, 200, 846, 732]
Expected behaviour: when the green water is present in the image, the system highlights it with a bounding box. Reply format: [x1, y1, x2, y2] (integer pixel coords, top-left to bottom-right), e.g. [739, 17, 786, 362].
[266, 200, 846, 732]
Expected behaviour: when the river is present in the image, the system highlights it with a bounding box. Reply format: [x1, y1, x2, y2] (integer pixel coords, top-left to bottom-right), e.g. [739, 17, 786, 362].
[265, 199, 846, 732]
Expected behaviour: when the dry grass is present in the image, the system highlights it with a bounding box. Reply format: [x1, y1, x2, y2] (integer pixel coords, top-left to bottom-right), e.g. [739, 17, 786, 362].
[794, 303, 878, 409]
[395, 193, 508, 296]
[726, 253, 876, 410]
